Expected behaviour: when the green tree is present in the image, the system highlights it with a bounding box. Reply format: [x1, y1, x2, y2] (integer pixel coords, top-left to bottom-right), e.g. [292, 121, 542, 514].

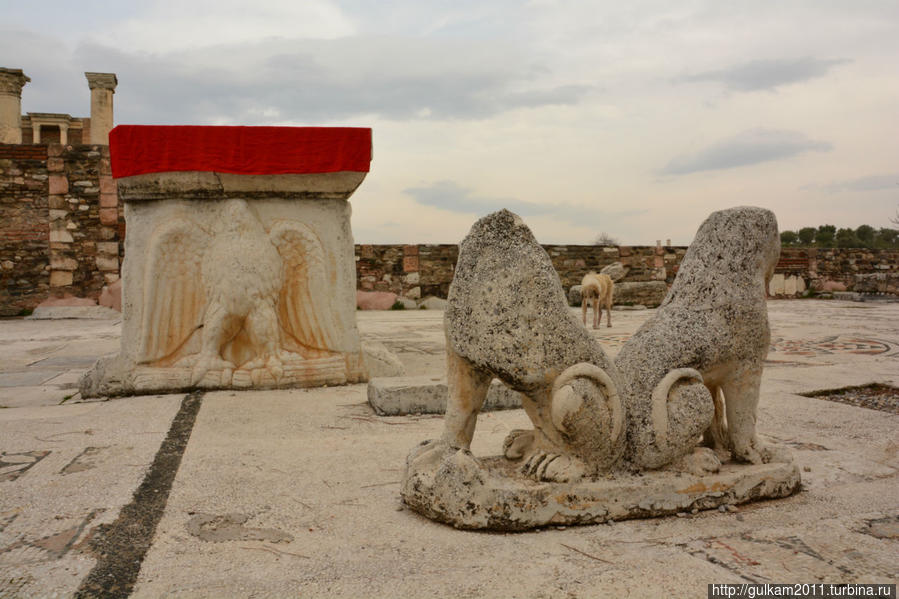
[780, 230, 798, 246]
[816, 225, 836, 247]
[876, 227, 899, 248]
[798, 227, 816, 245]
[835, 227, 861, 247]
[855, 224, 875, 247]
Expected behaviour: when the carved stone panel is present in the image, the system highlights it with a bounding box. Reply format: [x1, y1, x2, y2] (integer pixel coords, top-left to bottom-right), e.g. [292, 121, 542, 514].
[81, 169, 369, 396]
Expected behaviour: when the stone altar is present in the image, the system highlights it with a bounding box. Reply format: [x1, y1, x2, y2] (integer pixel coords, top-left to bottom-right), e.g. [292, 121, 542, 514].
[80, 125, 372, 396]
[402, 208, 800, 530]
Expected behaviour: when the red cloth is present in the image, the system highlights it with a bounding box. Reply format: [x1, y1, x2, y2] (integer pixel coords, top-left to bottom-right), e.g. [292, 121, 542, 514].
[109, 125, 371, 178]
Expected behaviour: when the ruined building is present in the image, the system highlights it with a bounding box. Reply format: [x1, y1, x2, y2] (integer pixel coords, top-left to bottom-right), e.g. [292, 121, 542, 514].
[1, 67, 122, 315]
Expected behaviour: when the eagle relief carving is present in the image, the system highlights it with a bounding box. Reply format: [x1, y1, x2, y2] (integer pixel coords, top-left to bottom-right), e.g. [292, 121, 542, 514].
[137, 199, 349, 387]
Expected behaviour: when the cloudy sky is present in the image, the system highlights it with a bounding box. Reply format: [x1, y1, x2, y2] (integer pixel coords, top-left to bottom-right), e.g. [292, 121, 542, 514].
[3, 1, 898, 244]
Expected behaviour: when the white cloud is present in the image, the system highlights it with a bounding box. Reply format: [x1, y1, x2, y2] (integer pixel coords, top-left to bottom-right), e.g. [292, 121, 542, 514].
[93, 0, 356, 53]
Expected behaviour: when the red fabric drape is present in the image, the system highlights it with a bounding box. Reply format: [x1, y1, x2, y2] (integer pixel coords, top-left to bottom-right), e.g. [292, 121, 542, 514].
[109, 125, 372, 178]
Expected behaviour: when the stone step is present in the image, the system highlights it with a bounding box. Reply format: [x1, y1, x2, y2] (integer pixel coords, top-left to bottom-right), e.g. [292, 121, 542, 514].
[367, 376, 523, 416]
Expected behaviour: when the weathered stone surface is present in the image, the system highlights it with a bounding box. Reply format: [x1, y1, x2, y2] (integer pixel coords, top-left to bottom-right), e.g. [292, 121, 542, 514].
[361, 341, 406, 378]
[27, 305, 119, 320]
[401, 448, 800, 530]
[368, 377, 523, 416]
[616, 206, 781, 469]
[34, 293, 97, 308]
[98, 278, 122, 312]
[613, 281, 668, 307]
[402, 207, 797, 530]
[395, 296, 417, 309]
[417, 296, 447, 310]
[49, 270, 73, 287]
[420, 209, 627, 482]
[356, 290, 398, 310]
[80, 167, 368, 397]
[567, 284, 583, 306]
[600, 261, 628, 282]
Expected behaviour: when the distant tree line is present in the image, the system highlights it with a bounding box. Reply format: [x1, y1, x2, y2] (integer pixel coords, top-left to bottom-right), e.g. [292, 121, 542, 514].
[780, 224, 899, 249]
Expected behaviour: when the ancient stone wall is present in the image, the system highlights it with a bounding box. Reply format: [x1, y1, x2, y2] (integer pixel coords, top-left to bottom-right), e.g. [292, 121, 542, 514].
[0, 142, 121, 315]
[0, 144, 49, 315]
[354, 243, 686, 299]
[354, 243, 898, 300]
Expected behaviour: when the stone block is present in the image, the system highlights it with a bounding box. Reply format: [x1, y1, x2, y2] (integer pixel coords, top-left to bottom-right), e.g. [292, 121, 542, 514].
[96, 255, 119, 271]
[361, 341, 405, 377]
[99, 176, 117, 194]
[784, 275, 798, 295]
[417, 296, 447, 310]
[47, 144, 64, 157]
[403, 244, 419, 256]
[50, 257, 78, 271]
[49, 229, 74, 243]
[97, 241, 119, 256]
[769, 273, 785, 295]
[404, 271, 420, 285]
[49, 195, 67, 209]
[356, 290, 397, 310]
[100, 192, 118, 208]
[81, 152, 371, 397]
[403, 255, 419, 272]
[49, 270, 73, 287]
[48, 175, 68, 195]
[47, 157, 65, 172]
[368, 377, 522, 416]
[99, 207, 118, 225]
[405, 286, 421, 299]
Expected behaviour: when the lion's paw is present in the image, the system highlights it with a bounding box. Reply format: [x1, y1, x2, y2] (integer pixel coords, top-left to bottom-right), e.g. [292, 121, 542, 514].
[503, 429, 536, 460]
[522, 452, 586, 483]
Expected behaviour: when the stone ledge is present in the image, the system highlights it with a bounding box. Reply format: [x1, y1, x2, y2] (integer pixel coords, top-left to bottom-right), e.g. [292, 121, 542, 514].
[367, 376, 523, 415]
[117, 171, 367, 201]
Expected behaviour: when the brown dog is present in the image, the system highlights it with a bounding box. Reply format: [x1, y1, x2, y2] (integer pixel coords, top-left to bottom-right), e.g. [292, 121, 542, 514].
[581, 272, 613, 328]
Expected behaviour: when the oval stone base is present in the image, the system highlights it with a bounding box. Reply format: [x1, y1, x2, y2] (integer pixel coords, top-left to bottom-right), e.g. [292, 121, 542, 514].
[401, 445, 801, 531]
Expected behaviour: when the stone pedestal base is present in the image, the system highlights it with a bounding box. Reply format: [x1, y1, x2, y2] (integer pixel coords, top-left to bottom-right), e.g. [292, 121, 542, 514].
[80, 125, 372, 398]
[401, 446, 801, 531]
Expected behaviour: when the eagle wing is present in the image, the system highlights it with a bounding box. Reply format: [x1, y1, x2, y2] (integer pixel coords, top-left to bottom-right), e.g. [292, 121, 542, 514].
[138, 218, 209, 365]
[269, 220, 346, 353]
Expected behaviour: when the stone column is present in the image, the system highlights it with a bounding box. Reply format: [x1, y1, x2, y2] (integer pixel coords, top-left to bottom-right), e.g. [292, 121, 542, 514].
[59, 122, 69, 144]
[84, 72, 117, 145]
[31, 122, 41, 144]
[0, 68, 30, 144]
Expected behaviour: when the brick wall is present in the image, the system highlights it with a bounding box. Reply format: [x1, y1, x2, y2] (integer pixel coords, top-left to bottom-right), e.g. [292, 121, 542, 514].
[0, 142, 121, 316]
[356, 243, 898, 299]
[355, 243, 685, 299]
[0, 144, 49, 315]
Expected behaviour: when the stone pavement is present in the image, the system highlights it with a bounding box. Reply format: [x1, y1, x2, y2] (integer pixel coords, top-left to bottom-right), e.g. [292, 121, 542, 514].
[1, 300, 897, 597]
